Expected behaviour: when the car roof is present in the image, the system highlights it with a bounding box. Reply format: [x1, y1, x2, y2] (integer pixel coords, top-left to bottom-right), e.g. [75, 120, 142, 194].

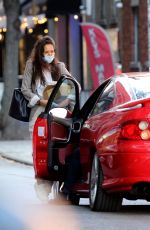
[118, 72, 150, 78]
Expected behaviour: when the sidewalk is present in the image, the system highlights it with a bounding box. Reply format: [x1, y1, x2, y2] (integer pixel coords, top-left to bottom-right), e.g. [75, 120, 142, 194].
[0, 140, 33, 166]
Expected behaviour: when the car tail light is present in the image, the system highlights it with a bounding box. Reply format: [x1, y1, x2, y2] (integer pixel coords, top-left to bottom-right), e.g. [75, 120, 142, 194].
[120, 120, 150, 140]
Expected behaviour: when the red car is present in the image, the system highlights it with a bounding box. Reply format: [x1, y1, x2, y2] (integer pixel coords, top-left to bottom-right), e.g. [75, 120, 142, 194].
[33, 72, 150, 211]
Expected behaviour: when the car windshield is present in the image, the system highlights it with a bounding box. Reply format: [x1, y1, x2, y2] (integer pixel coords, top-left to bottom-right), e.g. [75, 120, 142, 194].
[128, 77, 150, 100]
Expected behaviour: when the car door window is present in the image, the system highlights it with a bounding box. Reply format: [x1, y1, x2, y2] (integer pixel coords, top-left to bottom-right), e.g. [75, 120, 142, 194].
[89, 82, 115, 117]
[52, 79, 76, 113]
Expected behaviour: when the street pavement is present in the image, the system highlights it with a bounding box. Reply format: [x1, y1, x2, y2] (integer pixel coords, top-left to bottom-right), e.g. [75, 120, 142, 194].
[0, 140, 33, 166]
[0, 139, 150, 209]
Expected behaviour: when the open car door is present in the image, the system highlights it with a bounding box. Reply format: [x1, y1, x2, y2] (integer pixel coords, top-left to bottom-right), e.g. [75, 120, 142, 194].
[33, 75, 80, 181]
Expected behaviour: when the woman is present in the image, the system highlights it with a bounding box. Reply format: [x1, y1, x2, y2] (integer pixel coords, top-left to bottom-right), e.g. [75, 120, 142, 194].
[21, 35, 74, 133]
[21, 35, 81, 202]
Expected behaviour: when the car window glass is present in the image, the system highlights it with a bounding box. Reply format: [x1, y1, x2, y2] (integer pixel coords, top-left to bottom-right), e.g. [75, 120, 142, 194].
[52, 79, 76, 112]
[129, 77, 150, 99]
[89, 81, 115, 117]
[113, 78, 134, 105]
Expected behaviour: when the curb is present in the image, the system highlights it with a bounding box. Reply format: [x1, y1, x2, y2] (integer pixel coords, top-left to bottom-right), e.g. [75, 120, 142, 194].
[0, 140, 33, 166]
[0, 154, 33, 166]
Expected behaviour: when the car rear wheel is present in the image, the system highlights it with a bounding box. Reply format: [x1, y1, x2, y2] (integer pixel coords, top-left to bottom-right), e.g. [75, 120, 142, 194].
[90, 155, 122, 212]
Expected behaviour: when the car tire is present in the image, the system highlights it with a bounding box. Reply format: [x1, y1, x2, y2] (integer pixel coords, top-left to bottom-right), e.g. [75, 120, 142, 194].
[89, 155, 122, 212]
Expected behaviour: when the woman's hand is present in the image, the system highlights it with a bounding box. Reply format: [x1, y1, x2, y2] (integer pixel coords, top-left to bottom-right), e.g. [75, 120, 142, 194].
[38, 99, 48, 107]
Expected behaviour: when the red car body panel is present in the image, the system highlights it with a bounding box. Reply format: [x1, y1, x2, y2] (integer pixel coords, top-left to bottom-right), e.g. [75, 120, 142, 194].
[80, 96, 150, 194]
[33, 116, 75, 180]
[33, 117, 49, 179]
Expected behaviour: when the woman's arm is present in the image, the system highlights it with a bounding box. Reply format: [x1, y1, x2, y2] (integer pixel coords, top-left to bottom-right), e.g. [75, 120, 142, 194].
[58, 62, 72, 77]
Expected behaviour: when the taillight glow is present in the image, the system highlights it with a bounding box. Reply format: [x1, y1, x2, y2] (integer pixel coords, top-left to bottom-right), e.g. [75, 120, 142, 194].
[138, 121, 148, 130]
[141, 130, 150, 140]
[121, 120, 150, 140]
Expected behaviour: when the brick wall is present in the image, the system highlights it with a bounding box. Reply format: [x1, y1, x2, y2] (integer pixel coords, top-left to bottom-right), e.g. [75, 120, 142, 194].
[121, 0, 148, 72]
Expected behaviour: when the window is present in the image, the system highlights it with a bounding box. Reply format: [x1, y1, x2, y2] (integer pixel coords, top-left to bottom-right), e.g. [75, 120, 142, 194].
[52, 79, 76, 112]
[132, 6, 139, 63]
[89, 81, 115, 117]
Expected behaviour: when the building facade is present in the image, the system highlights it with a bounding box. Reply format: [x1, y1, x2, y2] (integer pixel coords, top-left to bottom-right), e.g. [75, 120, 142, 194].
[19, 0, 122, 89]
[121, 0, 148, 72]
[2, 0, 148, 87]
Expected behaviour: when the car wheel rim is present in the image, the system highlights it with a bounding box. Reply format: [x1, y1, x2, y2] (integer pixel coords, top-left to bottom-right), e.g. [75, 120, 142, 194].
[90, 156, 99, 203]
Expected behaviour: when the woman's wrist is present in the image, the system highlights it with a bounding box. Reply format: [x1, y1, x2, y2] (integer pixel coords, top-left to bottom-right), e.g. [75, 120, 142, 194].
[37, 99, 41, 105]
[37, 99, 48, 107]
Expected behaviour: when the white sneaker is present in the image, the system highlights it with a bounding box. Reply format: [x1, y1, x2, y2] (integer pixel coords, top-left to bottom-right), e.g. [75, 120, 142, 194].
[34, 180, 52, 202]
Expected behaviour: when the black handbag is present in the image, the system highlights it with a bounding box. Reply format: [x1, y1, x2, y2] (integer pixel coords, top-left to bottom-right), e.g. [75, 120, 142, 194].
[9, 88, 31, 122]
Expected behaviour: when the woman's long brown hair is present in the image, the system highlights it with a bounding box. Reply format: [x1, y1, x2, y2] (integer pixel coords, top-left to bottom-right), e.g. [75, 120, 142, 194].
[30, 36, 60, 86]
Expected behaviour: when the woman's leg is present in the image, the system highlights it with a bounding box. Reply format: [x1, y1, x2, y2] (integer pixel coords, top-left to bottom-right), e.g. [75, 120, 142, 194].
[63, 147, 81, 196]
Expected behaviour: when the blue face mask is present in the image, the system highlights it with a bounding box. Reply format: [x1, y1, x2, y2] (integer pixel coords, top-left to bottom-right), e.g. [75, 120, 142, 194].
[43, 55, 55, 64]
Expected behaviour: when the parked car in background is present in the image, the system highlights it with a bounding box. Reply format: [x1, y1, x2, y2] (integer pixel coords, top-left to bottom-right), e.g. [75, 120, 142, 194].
[33, 73, 150, 211]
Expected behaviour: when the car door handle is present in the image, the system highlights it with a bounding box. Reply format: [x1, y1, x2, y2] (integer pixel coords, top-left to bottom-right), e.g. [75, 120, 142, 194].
[72, 121, 81, 133]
